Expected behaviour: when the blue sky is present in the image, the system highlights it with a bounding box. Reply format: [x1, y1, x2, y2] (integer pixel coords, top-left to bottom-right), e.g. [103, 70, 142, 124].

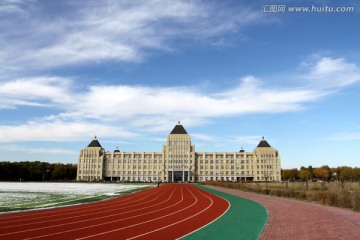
[0, 0, 359, 169]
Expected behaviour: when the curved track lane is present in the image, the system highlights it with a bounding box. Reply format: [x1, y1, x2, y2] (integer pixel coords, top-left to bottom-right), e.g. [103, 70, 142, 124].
[0, 184, 229, 240]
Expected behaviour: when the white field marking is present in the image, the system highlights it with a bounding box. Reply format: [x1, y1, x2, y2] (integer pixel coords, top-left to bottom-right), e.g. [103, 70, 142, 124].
[75, 185, 199, 240]
[23, 185, 183, 240]
[0, 185, 158, 224]
[0, 186, 155, 221]
[0, 185, 172, 230]
[36, 195, 99, 207]
[125, 185, 216, 240]
[258, 205, 269, 240]
[15, 195, 99, 209]
[0, 186, 177, 237]
[176, 186, 231, 240]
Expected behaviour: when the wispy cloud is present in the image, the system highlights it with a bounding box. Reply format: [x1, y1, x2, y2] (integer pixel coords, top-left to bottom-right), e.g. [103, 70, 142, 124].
[0, 76, 72, 109]
[0, 0, 263, 74]
[0, 0, 32, 16]
[328, 132, 360, 141]
[0, 145, 77, 155]
[302, 55, 360, 88]
[230, 136, 262, 145]
[0, 121, 137, 143]
[191, 133, 215, 142]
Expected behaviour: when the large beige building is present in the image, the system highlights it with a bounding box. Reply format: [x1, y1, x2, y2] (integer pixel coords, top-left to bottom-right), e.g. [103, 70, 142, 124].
[77, 123, 281, 182]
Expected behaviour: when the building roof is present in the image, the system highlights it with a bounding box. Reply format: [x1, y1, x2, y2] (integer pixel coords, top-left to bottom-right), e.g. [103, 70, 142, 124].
[170, 124, 188, 134]
[87, 136, 102, 148]
[114, 147, 120, 152]
[257, 137, 271, 148]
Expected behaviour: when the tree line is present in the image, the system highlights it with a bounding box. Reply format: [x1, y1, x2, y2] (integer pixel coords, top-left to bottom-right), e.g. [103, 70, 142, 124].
[282, 165, 360, 182]
[0, 161, 77, 181]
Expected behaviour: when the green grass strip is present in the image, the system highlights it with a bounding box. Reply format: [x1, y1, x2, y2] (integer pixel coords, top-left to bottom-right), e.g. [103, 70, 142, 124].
[182, 185, 267, 240]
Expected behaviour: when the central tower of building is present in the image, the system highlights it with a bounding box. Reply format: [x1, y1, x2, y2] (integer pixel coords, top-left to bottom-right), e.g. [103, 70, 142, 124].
[163, 122, 196, 182]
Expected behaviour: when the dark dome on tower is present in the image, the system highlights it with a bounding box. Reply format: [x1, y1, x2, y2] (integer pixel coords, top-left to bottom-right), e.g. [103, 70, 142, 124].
[87, 136, 102, 148]
[170, 122, 188, 134]
[257, 136, 271, 148]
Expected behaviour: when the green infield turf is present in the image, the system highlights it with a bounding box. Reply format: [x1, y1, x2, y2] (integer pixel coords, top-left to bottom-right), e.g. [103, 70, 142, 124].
[182, 185, 267, 240]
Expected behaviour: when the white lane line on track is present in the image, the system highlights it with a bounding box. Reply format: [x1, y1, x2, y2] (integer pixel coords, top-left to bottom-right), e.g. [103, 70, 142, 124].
[0, 186, 157, 222]
[77, 185, 206, 240]
[0, 186, 178, 237]
[74, 185, 191, 240]
[0, 186, 172, 230]
[177, 186, 231, 240]
[22, 186, 183, 240]
[0, 186, 161, 224]
[125, 185, 216, 240]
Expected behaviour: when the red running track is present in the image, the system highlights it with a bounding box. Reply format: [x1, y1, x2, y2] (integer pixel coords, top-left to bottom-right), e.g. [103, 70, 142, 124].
[0, 184, 229, 240]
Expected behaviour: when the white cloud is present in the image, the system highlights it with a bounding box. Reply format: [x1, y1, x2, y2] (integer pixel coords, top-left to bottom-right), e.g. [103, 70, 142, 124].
[0, 145, 77, 155]
[149, 138, 167, 143]
[10, 76, 314, 140]
[304, 56, 360, 88]
[0, 0, 32, 16]
[0, 0, 263, 73]
[0, 121, 137, 143]
[0, 76, 72, 109]
[191, 134, 215, 142]
[328, 132, 360, 141]
[0, 74, 322, 142]
[67, 76, 323, 125]
[230, 136, 262, 145]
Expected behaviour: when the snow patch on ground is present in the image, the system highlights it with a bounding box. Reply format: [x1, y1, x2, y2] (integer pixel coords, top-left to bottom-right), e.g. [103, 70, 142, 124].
[0, 182, 152, 211]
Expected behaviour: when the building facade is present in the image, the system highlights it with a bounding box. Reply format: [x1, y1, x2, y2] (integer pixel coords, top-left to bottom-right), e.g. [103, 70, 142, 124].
[77, 123, 281, 182]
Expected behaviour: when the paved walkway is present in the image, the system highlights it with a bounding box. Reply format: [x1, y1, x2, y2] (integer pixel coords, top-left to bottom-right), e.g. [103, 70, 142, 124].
[205, 186, 360, 240]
